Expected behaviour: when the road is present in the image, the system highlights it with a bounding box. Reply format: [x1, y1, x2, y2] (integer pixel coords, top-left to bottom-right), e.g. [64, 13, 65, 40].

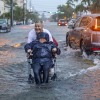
[0, 22, 100, 100]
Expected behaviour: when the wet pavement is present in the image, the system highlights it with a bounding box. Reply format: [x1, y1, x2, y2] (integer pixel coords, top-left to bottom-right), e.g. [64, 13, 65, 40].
[0, 23, 100, 100]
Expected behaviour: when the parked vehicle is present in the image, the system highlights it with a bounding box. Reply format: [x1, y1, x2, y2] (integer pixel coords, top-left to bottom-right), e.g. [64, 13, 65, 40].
[66, 14, 100, 55]
[68, 19, 76, 28]
[16, 21, 23, 25]
[0, 19, 11, 33]
[57, 19, 67, 26]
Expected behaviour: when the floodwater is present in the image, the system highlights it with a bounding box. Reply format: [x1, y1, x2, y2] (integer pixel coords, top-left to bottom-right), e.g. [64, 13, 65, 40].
[0, 41, 100, 100]
[0, 23, 100, 100]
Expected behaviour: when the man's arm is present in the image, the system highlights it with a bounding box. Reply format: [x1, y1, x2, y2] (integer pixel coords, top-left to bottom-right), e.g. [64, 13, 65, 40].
[43, 29, 53, 42]
[27, 29, 36, 43]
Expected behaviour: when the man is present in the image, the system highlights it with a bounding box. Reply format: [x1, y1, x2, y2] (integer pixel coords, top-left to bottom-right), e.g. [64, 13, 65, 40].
[27, 20, 58, 83]
[27, 20, 53, 43]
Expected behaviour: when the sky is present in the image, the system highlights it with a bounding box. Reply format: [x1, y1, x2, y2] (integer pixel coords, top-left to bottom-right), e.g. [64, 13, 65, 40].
[27, 0, 67, 13]
[27, 0, 79, 18]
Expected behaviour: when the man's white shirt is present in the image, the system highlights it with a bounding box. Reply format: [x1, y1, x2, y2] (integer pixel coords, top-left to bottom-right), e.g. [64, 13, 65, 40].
[27, 28, 53, 43]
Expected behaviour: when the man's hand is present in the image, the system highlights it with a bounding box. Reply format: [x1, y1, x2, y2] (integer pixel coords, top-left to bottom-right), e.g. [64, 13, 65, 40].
[52, 48, 57, 52]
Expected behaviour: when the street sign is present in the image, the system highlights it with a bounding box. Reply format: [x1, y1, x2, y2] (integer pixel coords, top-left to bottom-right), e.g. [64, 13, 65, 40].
[64, 16, 67, 20]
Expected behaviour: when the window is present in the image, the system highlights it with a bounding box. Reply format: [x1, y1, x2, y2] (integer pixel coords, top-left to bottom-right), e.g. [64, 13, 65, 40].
[79, 17, 92, 27]
[74, 18, 81, 28]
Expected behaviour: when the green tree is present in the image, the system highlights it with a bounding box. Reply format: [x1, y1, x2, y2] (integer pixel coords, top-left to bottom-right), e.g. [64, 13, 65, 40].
[26, 11, 40, 23]
[0, 12, 10, 19]
[75, 4, 85, 13]
[67, 0, 100, 13]
[3, 0, 17, 6]
[89, 0, 100, 13]
[57, 4, 74, 19]
[13, 6, 23, 21]
[2, 0, 40, 22]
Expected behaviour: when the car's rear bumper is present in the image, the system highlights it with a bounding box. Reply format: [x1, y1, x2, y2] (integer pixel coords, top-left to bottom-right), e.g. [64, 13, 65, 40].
[86, 44, 100, 54]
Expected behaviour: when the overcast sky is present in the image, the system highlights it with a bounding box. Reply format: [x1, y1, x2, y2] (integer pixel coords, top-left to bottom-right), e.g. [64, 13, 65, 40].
[27, 0, 67, 12]
[27, 0, 79, 18]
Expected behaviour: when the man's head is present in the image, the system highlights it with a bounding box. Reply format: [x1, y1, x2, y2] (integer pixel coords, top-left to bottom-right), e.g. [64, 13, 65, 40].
[38, 32, 49, 43]
[34, 20, 43, 33]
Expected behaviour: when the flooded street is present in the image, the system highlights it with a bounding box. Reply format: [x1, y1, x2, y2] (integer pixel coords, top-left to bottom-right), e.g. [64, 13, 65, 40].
[0, 22, 100, 100]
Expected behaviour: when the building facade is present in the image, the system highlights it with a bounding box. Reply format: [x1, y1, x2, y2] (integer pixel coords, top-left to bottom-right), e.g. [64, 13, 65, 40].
[0, 0, 5, 15]
[0, 0, 27, 16]
[0, 0, 10, 16]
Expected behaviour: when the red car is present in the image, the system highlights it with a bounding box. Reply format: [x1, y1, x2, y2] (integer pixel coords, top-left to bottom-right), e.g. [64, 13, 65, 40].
[57, 19, 67, 26]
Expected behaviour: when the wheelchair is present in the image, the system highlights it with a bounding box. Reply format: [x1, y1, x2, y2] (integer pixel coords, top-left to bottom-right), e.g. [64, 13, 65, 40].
[27, 55, 57, 84]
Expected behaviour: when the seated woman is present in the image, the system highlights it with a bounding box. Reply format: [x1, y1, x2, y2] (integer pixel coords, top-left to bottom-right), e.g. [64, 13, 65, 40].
[24, 32, 60, 85]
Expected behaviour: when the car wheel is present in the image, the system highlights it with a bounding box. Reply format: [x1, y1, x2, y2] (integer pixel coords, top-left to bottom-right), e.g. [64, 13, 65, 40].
[9, 27, 11, 32]
[66, 35, 69, 46]
[80, 40, 89, 56]
[80, 40, 85, 53]
[5, 28, 8, 33]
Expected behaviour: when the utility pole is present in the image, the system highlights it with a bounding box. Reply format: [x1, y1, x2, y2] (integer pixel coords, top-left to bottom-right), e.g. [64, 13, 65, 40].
[11, 0, 13, 26]
[30, 0, 32, 12]
[23, 0, 25, 25]
[23, 0, 27, 25]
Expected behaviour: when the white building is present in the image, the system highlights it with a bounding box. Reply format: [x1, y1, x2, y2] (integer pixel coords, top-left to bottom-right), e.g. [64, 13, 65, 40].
[0, 0, 5, 15]
[0, 0, 10, 16]
[5, 4, 10, 13]
[0, 0, 27, 16]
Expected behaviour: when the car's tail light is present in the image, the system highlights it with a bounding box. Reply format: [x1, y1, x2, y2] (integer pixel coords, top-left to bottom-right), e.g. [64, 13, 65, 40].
[91, 47, 99, 51]
[94, 19, 98, 29]
[92, 17, 100, 31]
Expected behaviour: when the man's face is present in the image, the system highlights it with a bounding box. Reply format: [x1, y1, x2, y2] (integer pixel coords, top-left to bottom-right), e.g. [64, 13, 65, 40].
[35, 22, 43, 33]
